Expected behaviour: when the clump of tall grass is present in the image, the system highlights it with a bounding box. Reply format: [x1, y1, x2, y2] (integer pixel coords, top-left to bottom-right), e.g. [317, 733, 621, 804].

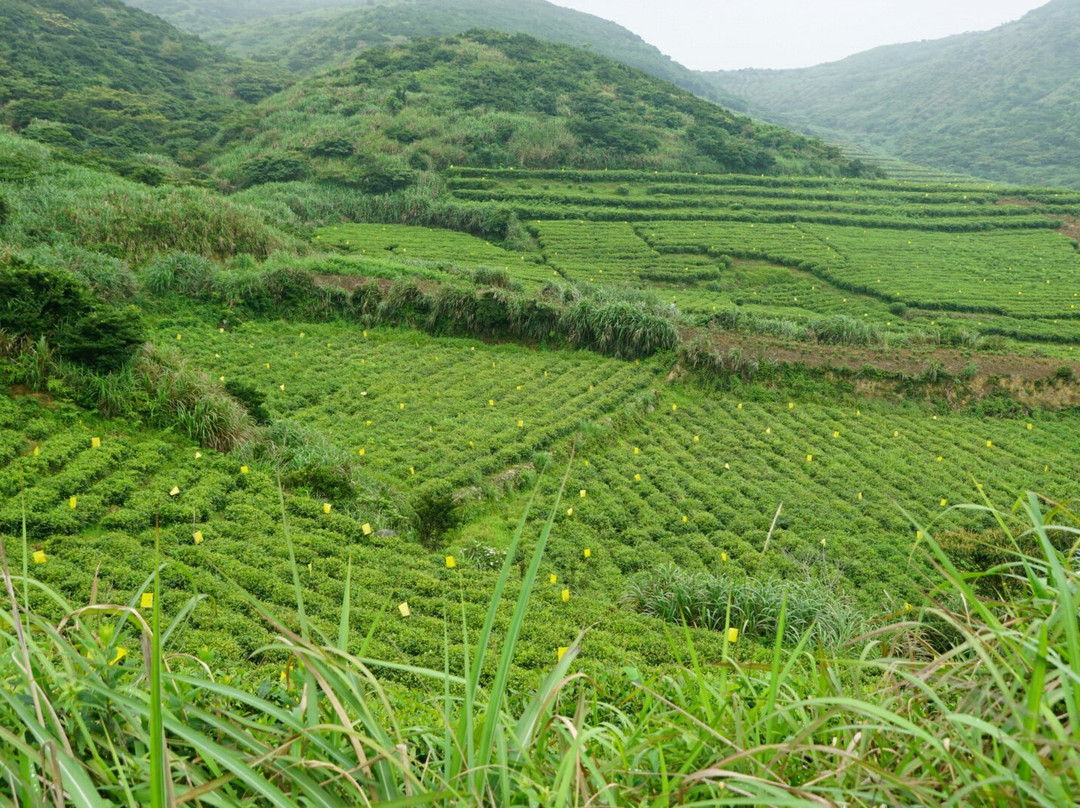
[133, 343, 254, 452]
[623, 561, 866, 648]
[680, 336, 764, 381]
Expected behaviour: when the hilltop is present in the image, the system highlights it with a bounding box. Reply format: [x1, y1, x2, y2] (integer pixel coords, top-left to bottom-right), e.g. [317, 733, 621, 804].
[127, 0, 742, 108]
[210, 30, 872, 190]
[704, 0, 1080, 188]
[0, 0, 288, 177]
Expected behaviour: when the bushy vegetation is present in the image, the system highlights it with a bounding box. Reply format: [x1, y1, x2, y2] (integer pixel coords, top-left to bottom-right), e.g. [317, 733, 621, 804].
[210, 30, 870, 187]
[0, 131, 304, 264]
[0, 0, 280, 170]
[0, 258, 145, 371]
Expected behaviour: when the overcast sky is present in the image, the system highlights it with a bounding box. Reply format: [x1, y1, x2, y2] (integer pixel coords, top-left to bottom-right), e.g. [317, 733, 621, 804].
[550, 0, 1050, 70]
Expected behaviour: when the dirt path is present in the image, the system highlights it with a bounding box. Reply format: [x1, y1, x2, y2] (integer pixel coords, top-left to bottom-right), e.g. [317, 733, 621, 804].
[686, 328, 1080, 383]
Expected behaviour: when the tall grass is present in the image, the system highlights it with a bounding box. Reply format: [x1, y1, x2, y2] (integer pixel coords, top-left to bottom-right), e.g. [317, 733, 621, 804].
[1, 475, 1077, 803]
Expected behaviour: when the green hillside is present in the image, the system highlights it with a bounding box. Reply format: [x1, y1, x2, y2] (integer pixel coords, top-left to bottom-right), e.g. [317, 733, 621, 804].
[0, 0, 288, 177]
[705, 0, 1080, 188]
[123, 0, 360, 35]
[4, 117, 1080, 800]
[211, 30, 872, 189]
[129, 0, 744, 108]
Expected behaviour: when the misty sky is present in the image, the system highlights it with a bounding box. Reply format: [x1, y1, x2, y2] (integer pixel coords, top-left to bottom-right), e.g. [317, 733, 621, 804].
[550, 0, 1050, 70]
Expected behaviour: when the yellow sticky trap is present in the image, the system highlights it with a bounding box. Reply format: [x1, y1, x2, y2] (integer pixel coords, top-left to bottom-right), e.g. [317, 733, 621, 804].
[518, 420, 524, 427]
[821, 538, 827, 547]
[693, 435, 699, 442]
[445, 556, 456, 569]
[634, 474, 641, 481]
[194, 451, 202, 459]
[562, 589, 570, 602]
[721, 552, 728, 562]
[936, 456, 943, 463]
[904, 602, 913, 613]
[788, 402, 794, 409]
[359, 448, 365, 456]
[323, 503, 332, 514]
[362, 523, 372, 535]
[110, 647, 127, 665]
[833, 431, 839, 438]
[1027, 423, 1033, 430]
[169, 486, 180, 496]
[633, 447, 639, 454]
[176, 334, 182, 341]
[399, 403, 405, 410]
[579, 489, 586, 498]
[69, 496, 77, 509]
[766, 427, 772, 435]
[724, 463, 730, 470]
[916, 531, 923, 539]
[940, 498, 948, 507]
[398, 602, 411, 617]
[363, 331, 368, 338]
[33, 550, 46, 564]
[409, 467, 415, 475]
[671, 404, 677, 412]
[240, 466, 249, 474]
[193, 531, 204, 545]
[141, 593, 154, 609]
[488, 399, 494, 406]
[893, 431, 899, 437]
[558, 646, 569, 661]
[583, 548, 591, 559]
[33, 445, 39, 456]
[682, 515, 688, 523]
[737, 403, 743, 410]
[858, 492, 863, 501]
[91, 437, 101, 448]
[986, 440, 993, 448]
[265, 363, 270, 369]
[550, 573, 557, 584]
[566, 507, 573, 516]
[806, 454, 813, 463]
[727, 628, 739, 643]
[280, 384, 285, 391]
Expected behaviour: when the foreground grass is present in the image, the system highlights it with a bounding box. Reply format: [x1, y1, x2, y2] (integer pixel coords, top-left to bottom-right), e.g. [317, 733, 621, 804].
[1, 471, 1077, 805]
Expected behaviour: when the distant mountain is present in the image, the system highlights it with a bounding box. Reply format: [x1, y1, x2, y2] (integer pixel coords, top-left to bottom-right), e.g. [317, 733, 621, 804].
[0, 0, 286, 173]
[704, 0, 1080, 188]
[209, 30, 870, 190]
[129, 0, 744, 109]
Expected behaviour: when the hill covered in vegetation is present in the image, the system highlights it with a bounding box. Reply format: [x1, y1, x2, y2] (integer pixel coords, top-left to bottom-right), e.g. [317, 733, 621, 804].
[211, 30, 873, 191]
[128, 0, 743, 108]
[705, 0, 1080, 188]
[0, 0, 288, 179]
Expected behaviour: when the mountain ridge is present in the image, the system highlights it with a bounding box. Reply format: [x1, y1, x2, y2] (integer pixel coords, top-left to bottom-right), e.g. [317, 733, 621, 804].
[703, 0, 1080, 188]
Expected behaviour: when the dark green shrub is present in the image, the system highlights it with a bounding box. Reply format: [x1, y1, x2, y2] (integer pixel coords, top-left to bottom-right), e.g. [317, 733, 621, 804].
[0, 260, 93, 336]
[240, 154, 308, 188]
[308, 138, 354, 158]
[412, 480, 462, 548]
[60, 305, 146, 371]
[0, 193, 9, 227]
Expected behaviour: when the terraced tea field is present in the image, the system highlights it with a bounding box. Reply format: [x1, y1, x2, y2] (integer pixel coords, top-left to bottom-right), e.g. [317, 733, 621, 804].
[315, 169, 1080, 347]
[136, 320, 1080, 629]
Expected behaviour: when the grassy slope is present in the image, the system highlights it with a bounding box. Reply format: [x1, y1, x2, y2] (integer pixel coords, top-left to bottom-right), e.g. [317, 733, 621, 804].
[704, 0, 1080, 188]
[0, 0, 274, 169]
[211, 30, 866, 186]
[0, 131, 302, 268]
